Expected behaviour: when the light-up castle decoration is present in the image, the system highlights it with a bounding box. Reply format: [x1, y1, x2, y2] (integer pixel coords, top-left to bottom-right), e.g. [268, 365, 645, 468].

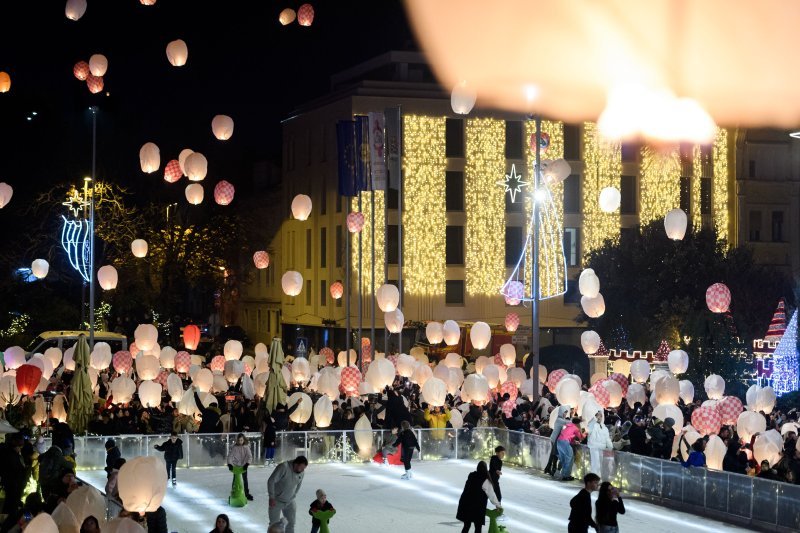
[771, 309, 798, 396]
[753, 299, 787, 386]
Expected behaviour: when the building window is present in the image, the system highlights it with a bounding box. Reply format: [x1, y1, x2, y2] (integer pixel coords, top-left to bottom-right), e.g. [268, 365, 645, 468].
[306, 228, 312, 268]
[620, 175, 637, 214]
[446, 226, 464, 265]
[505, 226, 523, 266]
[749, 211, 762, 241]
[335, 225, 343, 267]
[564, 279, 581, 304]
[700, 177, 712, 214]
[320, 227, 327, 268]
[505, 121, 523, 159]
[563, 124, 580, 160]
[445, 118, 464, 157]
[679, 176, 690, 213]
[320, 280, 327, 307]
[564, 174, 580, 214]
[305, 280, 312, 306]
[772, 211, 784, 242]
[387, 224, 399, 264]
[621, 142, 639, 163]
[563, 227, 579, 267]
[445, 280, 465, 305]
[446, 171, 464, 211]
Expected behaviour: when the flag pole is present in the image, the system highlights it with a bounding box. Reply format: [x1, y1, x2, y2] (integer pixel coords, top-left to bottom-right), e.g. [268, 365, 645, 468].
[531, 115, 542, 402]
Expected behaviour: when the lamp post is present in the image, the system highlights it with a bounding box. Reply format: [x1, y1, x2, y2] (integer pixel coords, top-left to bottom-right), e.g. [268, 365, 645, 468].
[88, 106, 98, 348]
[530, 115, 542, 402]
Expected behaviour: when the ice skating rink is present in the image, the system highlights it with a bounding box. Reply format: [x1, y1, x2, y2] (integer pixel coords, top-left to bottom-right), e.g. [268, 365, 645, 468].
[81, 460, 750, 532]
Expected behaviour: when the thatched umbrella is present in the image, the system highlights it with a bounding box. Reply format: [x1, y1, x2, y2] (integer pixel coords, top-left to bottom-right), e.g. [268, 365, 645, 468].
[67, 335, 94, 435]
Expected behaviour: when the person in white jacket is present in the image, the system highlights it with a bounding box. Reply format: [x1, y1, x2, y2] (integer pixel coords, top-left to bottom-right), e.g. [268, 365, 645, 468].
[587, 411, 613, 477]
[227, 433, 254, 501]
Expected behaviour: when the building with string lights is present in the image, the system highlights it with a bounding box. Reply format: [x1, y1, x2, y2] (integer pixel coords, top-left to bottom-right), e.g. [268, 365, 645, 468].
[237, 51, 738, 355]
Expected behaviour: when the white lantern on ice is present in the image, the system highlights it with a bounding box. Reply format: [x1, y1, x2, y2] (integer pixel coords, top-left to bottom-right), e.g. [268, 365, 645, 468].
[580, 330, 601, 354]
[376, 283, 400, 312]
[667, 350, 689, 374]
[65, 0, 87, 20]
[31, 259, 49, 279]
[166, 39, 188, 67]
[131, 239, 148, 258]
[211, 115, 234, 140]
[118, 456, 168, 513]
[291, 194, 312, 220]
[134, 324, 158, 351]
[451, 80, 477, 114]
[704, 374, 725, 400]
[664, 208, 688, 240]
[314, 396, 333, 428]
[426, 322, 444, 344]
[630, 360, 650, 383]
[599, 187, 621, 213]
[139, 143, 160, 173]
[581, 293, 605, 318]
[421, 377, 447, 406]
[385, 309, 404, 333]
[97, 265, 118, 290]
[89, 54, 108, 76]
[354, 414, 373, 455]
[499, 344, 516, 366]
[281, 271, 303, 296]
[184, 152, 208, 182]
[138, 380, 162, 408]
[470, 322, 491, 350]
[443, 320, 460, 345]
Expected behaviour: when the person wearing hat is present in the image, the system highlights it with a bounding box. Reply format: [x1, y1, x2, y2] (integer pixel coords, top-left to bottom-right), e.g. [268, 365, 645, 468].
[104, 438, 121, 476]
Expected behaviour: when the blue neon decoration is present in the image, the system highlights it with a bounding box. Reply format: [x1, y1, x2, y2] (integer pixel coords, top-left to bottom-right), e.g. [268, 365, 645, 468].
[771, 310, 798, 396]
[60, 215, 92, 282]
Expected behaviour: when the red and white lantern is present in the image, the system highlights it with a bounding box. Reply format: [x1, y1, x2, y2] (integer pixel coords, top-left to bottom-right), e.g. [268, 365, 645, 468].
[87, 75, 104, 94]
[347, 212, 365, 233]
[706, 283, 731, 313]
[297, 4, 314, 26]
[330, 281, 344, 300]
[73, 61, 90, 81]
[210, 355, 225, 373]
[691, 405, 722, 436]
[504, 280, 524, 306]
[253, 251, 270, 269]
[214, 180, 235, 205]
[113, 351, 133, 374]
[164, 160, 182, 183]
[504, 312, 520, 332]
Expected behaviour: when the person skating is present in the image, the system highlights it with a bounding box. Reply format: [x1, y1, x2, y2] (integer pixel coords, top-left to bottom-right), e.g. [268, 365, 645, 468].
[489, 446, 505, 521]
[227, 433, 254, 500]
[154, 432, 184, 487]
[268, 455, 308, 533]
[595, 481, 625, 533]
[392, 420, 420, 480]
[308, 489, 336, 533]
[568, 473, 600, 533]
[456, 460, 502, 533]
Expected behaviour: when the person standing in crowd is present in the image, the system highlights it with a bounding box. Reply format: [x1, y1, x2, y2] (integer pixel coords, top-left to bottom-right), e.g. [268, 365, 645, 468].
[628, 416, 649, 456]
[194, 387, 222, 433]
[424, 405, 451, 440]
[680, 438, 706, 468]
[154, 432, 184, 487]
[595, 481, 625, 533]
[557, 416, 583, 481]
[308, 489, 335, 533]
[210, 513, 233, 533]
[227, 433, 254, 501]
[145, 506, 168, 533]
[392, 420, 420, 480]
[105, 457, 126, 500]
[546, 406, 570, 476]
[268, 456, 308, 533]
[0, 433, 27, 523]
[568, 473, 600, 533]
[104, 438, 121, 475]
[489, 446, 505, 505]
[587, 411, 613, 476]
[456, 460, 502, 533]
[80, 516, 101, 533]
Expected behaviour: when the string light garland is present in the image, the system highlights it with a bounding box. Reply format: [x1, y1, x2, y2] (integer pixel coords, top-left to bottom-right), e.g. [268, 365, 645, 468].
[350, 191, 385, 299]
[713, 128, 729, 242]
[639, 146, 680, 226]
[691, 145, 703, 229]
[465, 118, 505, 296]
[582, 122, 621, 257]
[402, 115, 446, 296]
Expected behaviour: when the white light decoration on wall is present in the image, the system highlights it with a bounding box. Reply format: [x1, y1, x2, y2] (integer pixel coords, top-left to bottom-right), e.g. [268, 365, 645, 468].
[496, 163, 528, 204]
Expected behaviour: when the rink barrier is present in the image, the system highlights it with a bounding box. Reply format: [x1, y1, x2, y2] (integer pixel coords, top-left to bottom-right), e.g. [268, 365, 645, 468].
[69, 427, 799, 530]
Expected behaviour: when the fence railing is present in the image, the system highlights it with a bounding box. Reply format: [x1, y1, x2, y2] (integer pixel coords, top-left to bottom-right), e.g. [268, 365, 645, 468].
[71, 428, 800, 531]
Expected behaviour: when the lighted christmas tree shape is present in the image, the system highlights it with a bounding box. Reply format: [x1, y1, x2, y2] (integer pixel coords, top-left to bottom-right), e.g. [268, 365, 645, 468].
[654, 340, 670, 361]
[765, 298, 787, 342]
[771, 309, 798, 396]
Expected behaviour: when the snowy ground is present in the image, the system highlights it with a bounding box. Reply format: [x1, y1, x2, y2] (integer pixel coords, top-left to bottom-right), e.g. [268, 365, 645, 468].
[80, 461, 750, 533]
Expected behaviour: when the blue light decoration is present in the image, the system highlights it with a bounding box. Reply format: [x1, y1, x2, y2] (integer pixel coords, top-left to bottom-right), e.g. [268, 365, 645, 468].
[771, 309, 798, 396]
[60, 215, 91, 282]
[14, 268, 36, 283]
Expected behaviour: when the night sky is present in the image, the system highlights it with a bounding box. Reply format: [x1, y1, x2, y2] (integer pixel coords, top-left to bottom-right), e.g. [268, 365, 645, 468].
[0, 1, 414, 206]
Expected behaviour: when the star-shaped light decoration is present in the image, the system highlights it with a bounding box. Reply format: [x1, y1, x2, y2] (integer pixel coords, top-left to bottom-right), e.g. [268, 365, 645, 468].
[62, 187, 89, 218]
[496, 163, 529, 204]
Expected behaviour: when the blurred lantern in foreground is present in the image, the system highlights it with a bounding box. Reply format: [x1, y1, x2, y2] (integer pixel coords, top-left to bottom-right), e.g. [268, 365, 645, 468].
[279, 8, 296, 25]
[470, 322, 491, 350]
[211, 115, 234, 140]
[214, 180, 235, 205]
[184, 152, 208, 181]
[281, 271, 303, 296]
[73, 61, 90, 80]
[253, 251, 270, 269]
[291, 194, 312, 220]
[504, 313, 519, 332]
[346, 212, 364, 233]
[31, 259, 49, 279]
[118, 456, 167, 513]
[16, 364, 43, 396]
[89, 54, 108, 76]
[706, 283, 731, 313]
[330, 281, 343, 299]
[664, 208, 688, 240]
[376, 283, 400, 312]
[164, 159, 182, 183]
[185, 183, 204, 205]
[451, 80, 477, 115]
[0, 72, 9, 93]
[0, 183, 12, 208]
[183, 325, 200, 350]
[141, 0, 157, 4]
[97, 265, 118, 290]
[131, 239, 148, 258]
[297, 4, 314, 26]
[599, 187, 621, 213]
[166, 39, 188, 67]
[541, 159, 571, 186]
[65, 0, 87, 20]
[86, 75, 104, 94]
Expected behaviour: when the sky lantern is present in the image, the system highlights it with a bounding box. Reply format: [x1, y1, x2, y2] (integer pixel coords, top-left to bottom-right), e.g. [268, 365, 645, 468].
[385, 309, 404, 333]
[118, 456, 167, 513]
[178, 149, 193, 175]
[329, 281, 343, 299]
[504, 313, 519, 333]
[580, 330, 601, 354]
[183, 325, 200, 350]
[185, 183, 204, 205]
[451, 80, 477, 114]
[174, 351, 191, 373]
[224, 340, 243, 361]
[581, 293, 605, 318]
[88, 54, 108, 77]
[97, 265, 118, 290]
[704, 374, 726, 399]
[253, 251, 270, 269]
[136, 355, 160, 381]
[139, 143, 160, 173]
[706, 283, 731, 313]
[297, 4, 315, 26]
[166, 39, 188, 67]
[504, 280, 524, 305]
[214, 180, 235, 205]
[134, 324, 158, 351]
[426, 321, 443, 344]
[164, 159, 182, 183]
[0, 183, 13, 208]
[73, 61, 90, 81]
[668, 350, 689, 374]
[578, 268, 600, 298]
[65, 0, 87, 21]
[470, 322, 491, 350]
[291, 194, 312, 220]
[140, 0, 157, 4]
[138, 380, 162, 408]
[131, 239, 148, 258]
[211, 115, 234, 140]
[664, 208, 688, 240]
[541, 159, 571, 186]
[281, 271, 303, 296]
[184, 152, 208, 181]
[0, 72, 9, 93]
[110, 376, 136, 404]
[376, 283, 399, 312]
[16, 364, 43, 396]
[86, 75, 103, 94]
[346, 212, 364, 233]
[31, 259, 49, 279]
[499, 344, 516, 366]
[443, 320, 460, 345]
[421, 377, 447, 407]
[112, 351, 132, 374]
[599, 187, 621, 213]
[279, 8, 296, 25]
[314, 396, 333, 428]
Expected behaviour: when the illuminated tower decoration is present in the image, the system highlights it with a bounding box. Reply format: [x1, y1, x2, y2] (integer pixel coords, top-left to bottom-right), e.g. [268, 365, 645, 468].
[60, 185, 91, 282]
[771, 309, 798, 396]
[754, 299, 786, 386]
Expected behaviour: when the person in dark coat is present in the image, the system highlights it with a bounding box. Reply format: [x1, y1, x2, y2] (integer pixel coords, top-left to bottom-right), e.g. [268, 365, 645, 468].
[38, 444, 72, 500]
[489, 446, 505, 504]
[0, 434, 27, 520]
[456, 461, 501, 533]
[145, 506, 168, 533]
[50, 419, 75, 456]
[263, 414, 277, 465]
[722, 440, 748, 474]
[628, 417, 649, 456]
[382, 388, 411, 430]
[104, 438, 121, 475]
[392, 420, 420, 480]
[154, 432, 184, 486]
[194, 388, 222, 434]
[568, 473, 600, 533]
[595, 481, 625, 532]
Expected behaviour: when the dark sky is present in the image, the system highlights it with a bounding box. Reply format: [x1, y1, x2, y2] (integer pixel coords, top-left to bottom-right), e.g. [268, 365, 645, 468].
[0, 0, 414, 206]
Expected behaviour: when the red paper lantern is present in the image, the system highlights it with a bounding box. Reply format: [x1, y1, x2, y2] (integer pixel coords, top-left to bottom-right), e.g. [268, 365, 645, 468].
[174, 351, 191, 373]
[214, 180, 235, 206]
[545, 369, 567, 391]
[320, 347, 334, 365]
[154, 369, 170, 387]
[210, 355, 225, 372]
[691, 405, 723, 436]
[493, 353, 507, 369]
[346, 212, 365, 233]
[589, 381, 611, 408]
[297, 3, 314, 26]
[73, 61, 90, 81]
[183, 324, 200, 350]
[706, 282, 731, 313]
[504, 312, 519, 332]
[16, 364, 43, 396]
[330, 281, 344, 300]
[253, 251, 270, 269]
[86, 75, 104, 94]
[717, 396, 744, 425]
[164, 159, 182, 183]
[340, 366, 362, 391]
[113, 351, 133, 373]
[607, 372, 629, 396]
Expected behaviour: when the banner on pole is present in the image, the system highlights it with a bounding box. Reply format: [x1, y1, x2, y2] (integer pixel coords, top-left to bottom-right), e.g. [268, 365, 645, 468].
[336, 120, 358, 197]
[368, 112, 387, 190]
[384, 107, 401, 190]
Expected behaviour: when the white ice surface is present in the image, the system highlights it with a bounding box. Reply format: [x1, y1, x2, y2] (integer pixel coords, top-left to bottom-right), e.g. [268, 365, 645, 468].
[80, 460, 750, 533]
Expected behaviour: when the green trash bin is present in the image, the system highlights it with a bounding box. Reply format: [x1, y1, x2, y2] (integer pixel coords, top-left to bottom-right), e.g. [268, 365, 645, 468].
[229, 466, 247, 507]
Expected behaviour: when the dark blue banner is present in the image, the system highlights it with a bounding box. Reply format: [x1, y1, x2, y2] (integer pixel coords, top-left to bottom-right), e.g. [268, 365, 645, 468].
[337, 120, 357, 196]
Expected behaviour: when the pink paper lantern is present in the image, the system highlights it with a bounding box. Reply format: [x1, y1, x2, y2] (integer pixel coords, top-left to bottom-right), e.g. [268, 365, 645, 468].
[297, 3, 314, 26]
[608, 372, 629, 396]
[113, 351, 133, 373]
[330, 281, 344, 300]
[214, 180, 235, 206]
[320, 347, 334, 365]
[691, 405, 723, 436]
[253, 251, 270, 269]
[164, 159, 182, 183]
[493, 353, 507, 370]
[546, 369, 567, 391]
[346, 212, 365, 233]
[175, 351, 191, 373]
[210, 355, 225, 372]
[154, 369, 170, 387]
[706, 283, 731, 313]
[361, 338, 372, 364]
[340, 366, 362, 392]
[87, 74, 104, 94]
[503, 280, 524, 306]
[504, 312, 520, 332]
[589, 381, 611, 408]
[500, 380, 518, 402]
[717, 396, 744, 425]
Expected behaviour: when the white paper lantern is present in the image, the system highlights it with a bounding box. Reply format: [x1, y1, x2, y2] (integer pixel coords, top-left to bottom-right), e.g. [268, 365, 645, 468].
[354, 414, 374, 455]
[667, 350, 689, 374]
[90, 347, 112, 370]
[128, 238, 148, 259]
[556, 377, 581, 407]
[451, 80, 477, 114]
[314, 396, 333, 428]
[184, 152, 208, 181]
[499, 344, 516, 366]
[541, 159, 572, 186]
[737, 410, 767, 441]
[411, 364, 432, 386]
[178, 148, 193, 175]
[138, 380, 162, 408]
[702, 435, 726, 470]
[3, 346, 24, 370]
[223, 360, 244, 384]
[193, 368, 213, 393]
[664, 208, 688, 240]
[385, 309, 405, 333]
[463, 373, 489, 404]
[754, 431, 783, 467]
[291, 194, 312, 220]
[110, 376, 136, 404]
[581, 293, 606, 318]
[365, 358, 395, 391]
[185, 183, 204, 205]
[652, 404, 684, 435]
[599, 187, 621, 213]
[481, 364, 501, 388]
[291, 357, 311, 383]
[443, 320, 460, 345]
[97, 265, 118, 290]
[649, 369, 670, 388]
[118, 456, 167, 513]
[31, 259, 49, 279]
[748, 385, 777, 414]
[630, 359, 650, 383]
[654, 375, 680, 405]
[63, 346, 75, 371]
[89, 54, 108, 76]
[212, 373, 229, 393]
[376, 284, 400, 312]
[421, 377, 447, 406]
[679, 380, 695, 404]
[287, 392, 312, 423]
[166, 39, 188, 67]
[396, 354, 416, 378]
[139, 142, 160, 173]
[580, 330, 601, 355]
[425, 322, 444, 344]
[211, 114, 234, 140]
[31, 355, 54, 381]
[602, 379, 623, 407]
[166, 373, 183, 402]
[704, 374, 725, 400]
[134, 324, 158, 351]
[65, 0, 87, 20]
[281, 270, 303, 296]
[135, 355, 159, 381]
[626, 382, 647, 408]
[44, 347, 62, 369]
[159, 346, 176, 369]
[443, 352, 463, 369]
[470, 322, 491, 350]
[222, 339, 243, 361]
[241, 374, 255, 399]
